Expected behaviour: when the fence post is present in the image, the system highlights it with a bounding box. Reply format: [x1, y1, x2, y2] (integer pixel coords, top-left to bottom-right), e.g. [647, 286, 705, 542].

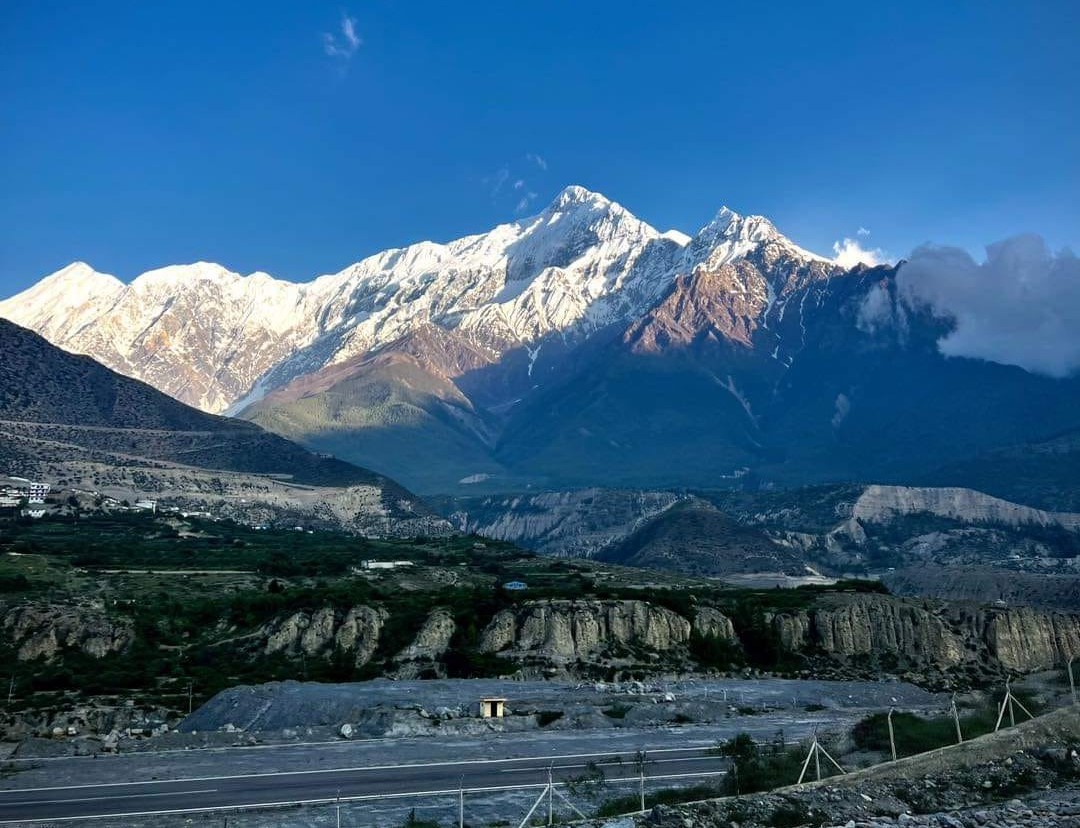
[886, 707, 897, 762]
[951, 694, 963, 744]
[547, 766, 553, 826]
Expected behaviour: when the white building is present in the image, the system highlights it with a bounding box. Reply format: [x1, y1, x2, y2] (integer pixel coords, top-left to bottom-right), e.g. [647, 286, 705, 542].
[360, 560, 416, 570]
[27, 482, 51, 504]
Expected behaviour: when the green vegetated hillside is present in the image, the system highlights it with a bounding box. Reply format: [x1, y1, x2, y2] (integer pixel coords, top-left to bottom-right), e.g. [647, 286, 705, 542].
[0, 513, 906, 710]
[4, 513, 1079, 724]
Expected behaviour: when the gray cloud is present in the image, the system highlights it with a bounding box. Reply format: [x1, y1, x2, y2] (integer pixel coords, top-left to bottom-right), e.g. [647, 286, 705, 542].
[897, 234, 1080, 378]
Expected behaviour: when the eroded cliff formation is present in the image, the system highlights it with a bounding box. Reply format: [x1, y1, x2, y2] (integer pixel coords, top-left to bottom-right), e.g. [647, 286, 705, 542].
[771, 594, 1080, 673]
[5, 595, 1077, 682]
[478, 600, 696, 660]
[259, 605, 388, 667]
[2, 604, 134, 661]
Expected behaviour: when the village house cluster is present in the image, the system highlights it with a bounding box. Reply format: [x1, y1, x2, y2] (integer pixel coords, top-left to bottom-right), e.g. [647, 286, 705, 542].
[0, 477, 51, 519]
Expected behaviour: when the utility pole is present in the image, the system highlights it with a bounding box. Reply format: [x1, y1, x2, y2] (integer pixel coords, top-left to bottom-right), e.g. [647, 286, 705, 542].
[187, 681, 193, 715]
[336, 789, 341, 828]
[459, 776, 464, 828]
[7, 675, 14, 707]
[1068, 656, 1077, 706]
[886, 707, 897, 762]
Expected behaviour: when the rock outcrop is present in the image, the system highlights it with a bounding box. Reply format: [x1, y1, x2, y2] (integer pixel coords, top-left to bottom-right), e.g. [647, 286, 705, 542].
[395, 608, 456, 662]
[984, 607, 1080, 672]
[772, 594, 1080, 674]
[479, 600, 691, 661]
[2, 604, 134, 662]
[851, 485, 1080, 532]
[260, 605, 388, 666]
[693, 607, 738, 642]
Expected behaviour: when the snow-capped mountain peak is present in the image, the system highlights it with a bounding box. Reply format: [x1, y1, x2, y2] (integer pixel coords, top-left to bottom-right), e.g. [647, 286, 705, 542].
[0, 262, 124, 343]
[0, 187, 839, 414]
[549, 183, 608, 207]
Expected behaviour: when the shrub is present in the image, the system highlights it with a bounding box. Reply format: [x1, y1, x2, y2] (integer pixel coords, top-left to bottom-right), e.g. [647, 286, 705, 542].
[716, 733, 822, 794]
[595, 783, 727, 817]
[689, 630, 745, 669]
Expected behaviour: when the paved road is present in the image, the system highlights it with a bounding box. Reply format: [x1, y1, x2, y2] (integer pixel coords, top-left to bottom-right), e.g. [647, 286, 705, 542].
[0, 746, 728, 823]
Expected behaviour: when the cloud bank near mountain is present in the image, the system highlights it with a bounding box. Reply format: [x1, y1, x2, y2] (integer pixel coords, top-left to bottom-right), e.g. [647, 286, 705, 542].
[898, 234, 1080, 378]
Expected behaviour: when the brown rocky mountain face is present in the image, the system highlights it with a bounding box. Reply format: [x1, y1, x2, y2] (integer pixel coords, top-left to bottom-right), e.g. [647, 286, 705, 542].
[626, 263, 766, 351]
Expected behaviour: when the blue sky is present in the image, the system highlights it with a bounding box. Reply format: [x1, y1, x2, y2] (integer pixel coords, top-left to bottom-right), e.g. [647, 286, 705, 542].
[2, 1, 1077, 293]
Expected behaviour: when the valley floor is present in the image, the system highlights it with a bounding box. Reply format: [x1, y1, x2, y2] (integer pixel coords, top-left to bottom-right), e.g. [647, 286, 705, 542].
[0, 677, 945, 826]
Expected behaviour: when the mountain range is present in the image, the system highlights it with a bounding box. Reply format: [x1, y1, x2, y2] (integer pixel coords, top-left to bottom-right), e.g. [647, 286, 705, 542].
[3, 186, 1078, 495]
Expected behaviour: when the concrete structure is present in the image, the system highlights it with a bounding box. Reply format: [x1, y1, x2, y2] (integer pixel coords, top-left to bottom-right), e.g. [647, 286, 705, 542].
[479, 698, 507, 718]
[361, 560, 415, 570]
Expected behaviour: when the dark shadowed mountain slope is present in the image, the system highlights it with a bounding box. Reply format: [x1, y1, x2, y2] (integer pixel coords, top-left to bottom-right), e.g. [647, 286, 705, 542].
[918, 427, 1080, 513]
[0, 319, 413, 493]
[596, 499, 806, 576]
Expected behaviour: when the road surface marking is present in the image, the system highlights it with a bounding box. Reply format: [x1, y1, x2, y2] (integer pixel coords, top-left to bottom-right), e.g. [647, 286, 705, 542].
[0, 771, 728, 824]
[0, 745, 717, 794]
[14, 789, 218, 806]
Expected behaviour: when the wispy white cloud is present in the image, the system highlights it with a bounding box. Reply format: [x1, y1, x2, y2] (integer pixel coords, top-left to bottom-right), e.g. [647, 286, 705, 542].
[483, 167, 510, 199]
[324, 13, 362, 62]
[832, 237, 887, 268]
[857, 226, 871, 237]
[515, 191, 539, 213]
[484, 154, 547, 213]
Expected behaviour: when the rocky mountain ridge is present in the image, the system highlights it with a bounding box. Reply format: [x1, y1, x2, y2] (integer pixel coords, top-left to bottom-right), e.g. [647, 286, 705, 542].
[1, 188, 820, 416]
[445, 482, 1080, 582]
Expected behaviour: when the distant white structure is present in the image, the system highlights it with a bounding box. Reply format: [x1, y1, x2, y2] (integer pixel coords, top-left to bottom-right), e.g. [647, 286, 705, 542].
[22, 508, 46, 519]
[2, 479, 51, 503]
[134, 499, 158, 513]
[479, 698, 507, 718]
[360, 560, 415, 570]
